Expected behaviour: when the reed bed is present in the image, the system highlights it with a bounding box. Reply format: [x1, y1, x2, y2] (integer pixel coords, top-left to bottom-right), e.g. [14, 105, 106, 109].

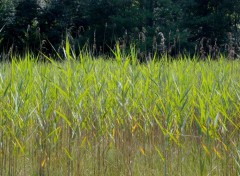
[0, 51, 239, 175]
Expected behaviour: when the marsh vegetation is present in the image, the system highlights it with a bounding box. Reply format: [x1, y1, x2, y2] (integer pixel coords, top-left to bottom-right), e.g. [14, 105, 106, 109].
[0, 49, 239, 175]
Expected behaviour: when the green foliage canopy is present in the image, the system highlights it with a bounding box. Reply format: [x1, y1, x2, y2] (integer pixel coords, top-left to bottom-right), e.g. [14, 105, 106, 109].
[0, 0, 240, 58]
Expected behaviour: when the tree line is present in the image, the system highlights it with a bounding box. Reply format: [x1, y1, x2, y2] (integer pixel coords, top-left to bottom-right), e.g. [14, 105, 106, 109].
[1, 0, 240, 59]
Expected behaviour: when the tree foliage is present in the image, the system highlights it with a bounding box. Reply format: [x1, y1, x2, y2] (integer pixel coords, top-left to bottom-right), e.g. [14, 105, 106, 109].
[0, 0, 240, 58]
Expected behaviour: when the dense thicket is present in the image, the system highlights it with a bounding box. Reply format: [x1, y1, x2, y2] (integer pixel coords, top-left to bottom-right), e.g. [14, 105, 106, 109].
[0, 0, 240, 58]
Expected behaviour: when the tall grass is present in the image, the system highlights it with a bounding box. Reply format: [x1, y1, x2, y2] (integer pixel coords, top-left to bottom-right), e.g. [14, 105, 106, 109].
[0, 51, 239, 175]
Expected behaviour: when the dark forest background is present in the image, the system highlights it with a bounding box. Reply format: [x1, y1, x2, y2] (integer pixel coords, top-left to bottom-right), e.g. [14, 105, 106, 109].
[1, 0, 240, 59]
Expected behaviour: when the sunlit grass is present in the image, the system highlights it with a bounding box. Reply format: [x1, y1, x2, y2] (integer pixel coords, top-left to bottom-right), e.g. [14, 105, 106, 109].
[0, 52, 239, 175]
